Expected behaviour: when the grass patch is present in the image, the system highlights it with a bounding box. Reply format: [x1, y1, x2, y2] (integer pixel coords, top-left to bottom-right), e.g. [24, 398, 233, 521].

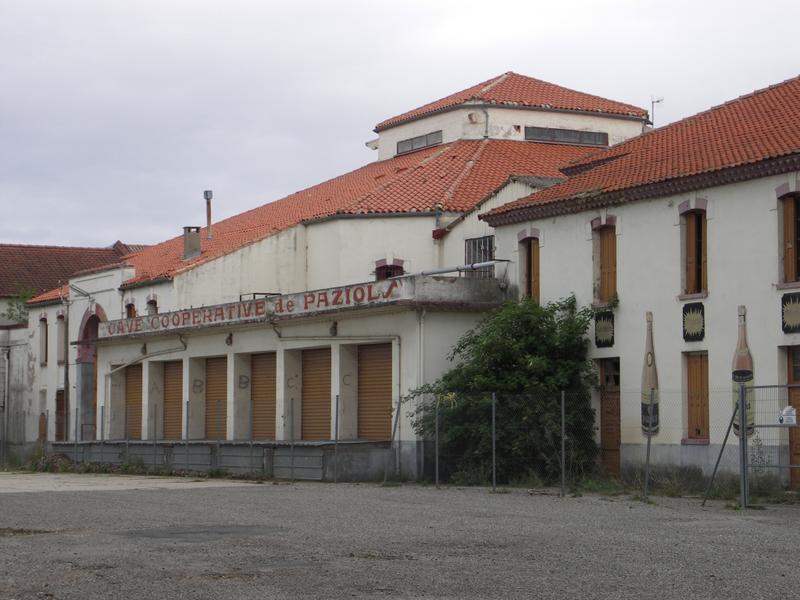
[575, 477, 628, 496]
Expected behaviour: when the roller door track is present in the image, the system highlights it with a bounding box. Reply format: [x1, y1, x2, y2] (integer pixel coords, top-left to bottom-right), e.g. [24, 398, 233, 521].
[302, 348, 331, 441]
[251, 353, 277, 439]
[205, 357, 227, 440]
[163, 361, 183, 440]
[125, 364, 143, 440]
[358, 343, 393, 440]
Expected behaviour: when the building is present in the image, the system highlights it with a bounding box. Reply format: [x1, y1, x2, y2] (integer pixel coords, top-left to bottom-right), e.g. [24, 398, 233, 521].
[5, 72, 648, 478]
[482, 76, 800, 483]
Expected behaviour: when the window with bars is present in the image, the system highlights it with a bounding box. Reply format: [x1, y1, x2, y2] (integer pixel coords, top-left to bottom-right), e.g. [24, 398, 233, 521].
[396, 130, 443, 155]
[375, 264, 404, 281]
[525, 126, 608, 147]
[464, 236, 495, 278]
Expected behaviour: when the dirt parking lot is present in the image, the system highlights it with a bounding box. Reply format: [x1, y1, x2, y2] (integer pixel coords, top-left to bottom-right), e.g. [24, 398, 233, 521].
[0, 472, 798, 599]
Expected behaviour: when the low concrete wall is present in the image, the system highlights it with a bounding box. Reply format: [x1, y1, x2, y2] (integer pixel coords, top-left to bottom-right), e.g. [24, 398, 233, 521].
[48, 440, 420, 482]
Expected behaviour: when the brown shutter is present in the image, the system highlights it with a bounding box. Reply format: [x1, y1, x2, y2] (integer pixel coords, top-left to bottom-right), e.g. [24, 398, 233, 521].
[55, 389, 65, 442]
[687, 353, 709, 439]
[162, 361, 183, 440]
[700, 212, 708, 292]
[301, 348, 331, 441]
[599, 227, 616, 302]
[205, 357, 227, 440]
[685, 214, 697, 294]
[125, 364, 143, 440]
[357, 344, 393, 440]
[785, 197, 797, 283]
[529, 239, 540, 303]
[251, 353, 277, 440]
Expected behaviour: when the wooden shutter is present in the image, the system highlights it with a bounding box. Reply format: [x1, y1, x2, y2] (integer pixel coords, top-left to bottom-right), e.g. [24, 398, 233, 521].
[251, 353, 277, 440]
[784, 197, 797, 283]
[301, 348, 331, 441]
[700, 212, 708, 292]
[205, 357, 227, 440]
[528, 239, 540, 303]
[685, 214, 697, 294]
[125, 364, 143, 440]
[55, 389, 65, 441]
[357, 344, 393, 440]
[162, 361, 183, 440]
[599, 227, 616, 302]
[687, 353, 709, 439]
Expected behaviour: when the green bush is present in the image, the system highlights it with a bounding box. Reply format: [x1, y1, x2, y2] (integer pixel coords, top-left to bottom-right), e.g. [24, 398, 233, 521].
[410, 296, 598, 484]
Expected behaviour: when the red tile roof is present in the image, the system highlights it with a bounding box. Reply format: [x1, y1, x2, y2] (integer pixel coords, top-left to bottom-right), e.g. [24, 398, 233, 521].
[41, 139, 591, 293]
[1, 242, 142, 300]
[484, 76, 800, 223]
[375, 72, 648, 132]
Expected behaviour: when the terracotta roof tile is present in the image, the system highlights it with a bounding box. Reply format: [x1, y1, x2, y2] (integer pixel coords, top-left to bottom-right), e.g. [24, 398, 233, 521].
[0, 242, 141, 299]
[375, 72, 648, 131]
[102, 140, 592, 288]
[485, 76, 800, 221]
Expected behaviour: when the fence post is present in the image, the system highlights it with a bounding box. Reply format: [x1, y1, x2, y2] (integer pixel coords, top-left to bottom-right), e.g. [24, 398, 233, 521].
[289, 397, 295, 483]
[435, 397, 440, 489]
[74, 406, 78, 463]
[334, 394, 339, 483]
[216, 399, 221, 468]
[738, 384, 748, 509]
[491, 392, 496, 492]
[561, 391, 566, 498]
[184, 400, 190, 473]
[152, 402, 157, 470]
[643, 388, 654, 502]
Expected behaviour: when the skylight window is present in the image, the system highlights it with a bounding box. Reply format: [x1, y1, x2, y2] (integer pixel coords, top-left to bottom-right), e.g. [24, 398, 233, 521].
[397, 130, 443, 155]
[525, 126, 608, 147]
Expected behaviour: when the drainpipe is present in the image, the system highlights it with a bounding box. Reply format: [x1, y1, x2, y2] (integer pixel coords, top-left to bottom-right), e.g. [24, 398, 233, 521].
[63, 304, 70, 441]
[2, 346, 9, 465]
[482, 107, 489, 139]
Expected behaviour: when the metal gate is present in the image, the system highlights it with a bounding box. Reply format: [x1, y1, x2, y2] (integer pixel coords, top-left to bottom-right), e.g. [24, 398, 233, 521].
[357, 343, 392, 440]
[125, 364, 142, 440]
[205, 357, 227, 440]
[301, 348, 331, 441]
[162, 361, 183, 440]
[251, 353, 276, 440]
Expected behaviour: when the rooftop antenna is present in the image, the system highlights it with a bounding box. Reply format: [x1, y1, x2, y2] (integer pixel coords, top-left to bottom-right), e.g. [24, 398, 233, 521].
[650, 96, 664, 127]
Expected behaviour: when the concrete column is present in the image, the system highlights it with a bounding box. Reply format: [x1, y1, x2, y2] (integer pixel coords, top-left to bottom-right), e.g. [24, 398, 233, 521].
[146, 361, 164, 439]
[277, 348, 301, 441]
[187, 358, 206, 439]
[108, 368, 126, 440]
[231, 353, 251, 440]
[337, 344, 358, 440]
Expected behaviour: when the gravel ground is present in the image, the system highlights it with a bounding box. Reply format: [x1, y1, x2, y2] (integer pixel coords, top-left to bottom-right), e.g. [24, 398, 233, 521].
[0, 473, 798, 600]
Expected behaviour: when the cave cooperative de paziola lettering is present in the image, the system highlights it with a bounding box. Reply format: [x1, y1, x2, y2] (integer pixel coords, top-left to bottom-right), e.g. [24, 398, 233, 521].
[100, 279, 403, 339]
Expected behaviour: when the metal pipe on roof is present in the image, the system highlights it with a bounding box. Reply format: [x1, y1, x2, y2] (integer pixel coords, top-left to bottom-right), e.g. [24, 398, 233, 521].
[394, 259, 509, 278]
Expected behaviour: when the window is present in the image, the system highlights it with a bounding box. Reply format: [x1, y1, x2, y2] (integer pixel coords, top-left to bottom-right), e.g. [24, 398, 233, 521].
[684, 210, 707, 294]
[146, 299, 159, 315]
[686, 352, 709, 440]
[125, 303, 137, 318]
[597, 226, 616, 303]
[396, 130, 442, 155]
[376, 264, 404, 281]
[39, 318, 48, 366]
[525, 126, 608, 147]
[56, 315, 65, 365]
[782, 195, 800, 283]
[524, 238, 540, 302]
[465, 236, 495, 278]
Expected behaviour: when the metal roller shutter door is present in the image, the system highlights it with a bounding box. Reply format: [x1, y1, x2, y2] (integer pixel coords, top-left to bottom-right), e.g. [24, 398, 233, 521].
[162, 361, 183, 440]
[302, 348, 331, 441]
[205, 357, 227, 440]
[358, 343, 393, 440]
[125, 364, 143, 440]
[251, 353, 276, 440]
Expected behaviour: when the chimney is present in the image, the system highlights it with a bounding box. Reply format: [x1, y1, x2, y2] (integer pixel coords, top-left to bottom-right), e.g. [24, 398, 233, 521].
[204, 190, 213, 240]
[183, 226, 201, 260]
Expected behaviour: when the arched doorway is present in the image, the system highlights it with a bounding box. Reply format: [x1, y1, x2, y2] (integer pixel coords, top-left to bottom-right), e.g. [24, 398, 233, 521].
[76, 306, 105, 440]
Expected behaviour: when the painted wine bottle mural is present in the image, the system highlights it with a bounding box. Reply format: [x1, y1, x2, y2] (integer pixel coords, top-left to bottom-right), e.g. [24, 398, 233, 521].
[641, 312, 659, 434]
[732, 305, 755, 437]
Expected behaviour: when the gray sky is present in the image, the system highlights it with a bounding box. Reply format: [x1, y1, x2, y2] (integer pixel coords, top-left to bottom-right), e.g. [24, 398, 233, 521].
[1, 0, 797, 247]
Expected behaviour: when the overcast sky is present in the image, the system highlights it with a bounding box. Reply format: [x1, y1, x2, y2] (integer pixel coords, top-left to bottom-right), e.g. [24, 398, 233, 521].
[1, 0, 797, 247]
